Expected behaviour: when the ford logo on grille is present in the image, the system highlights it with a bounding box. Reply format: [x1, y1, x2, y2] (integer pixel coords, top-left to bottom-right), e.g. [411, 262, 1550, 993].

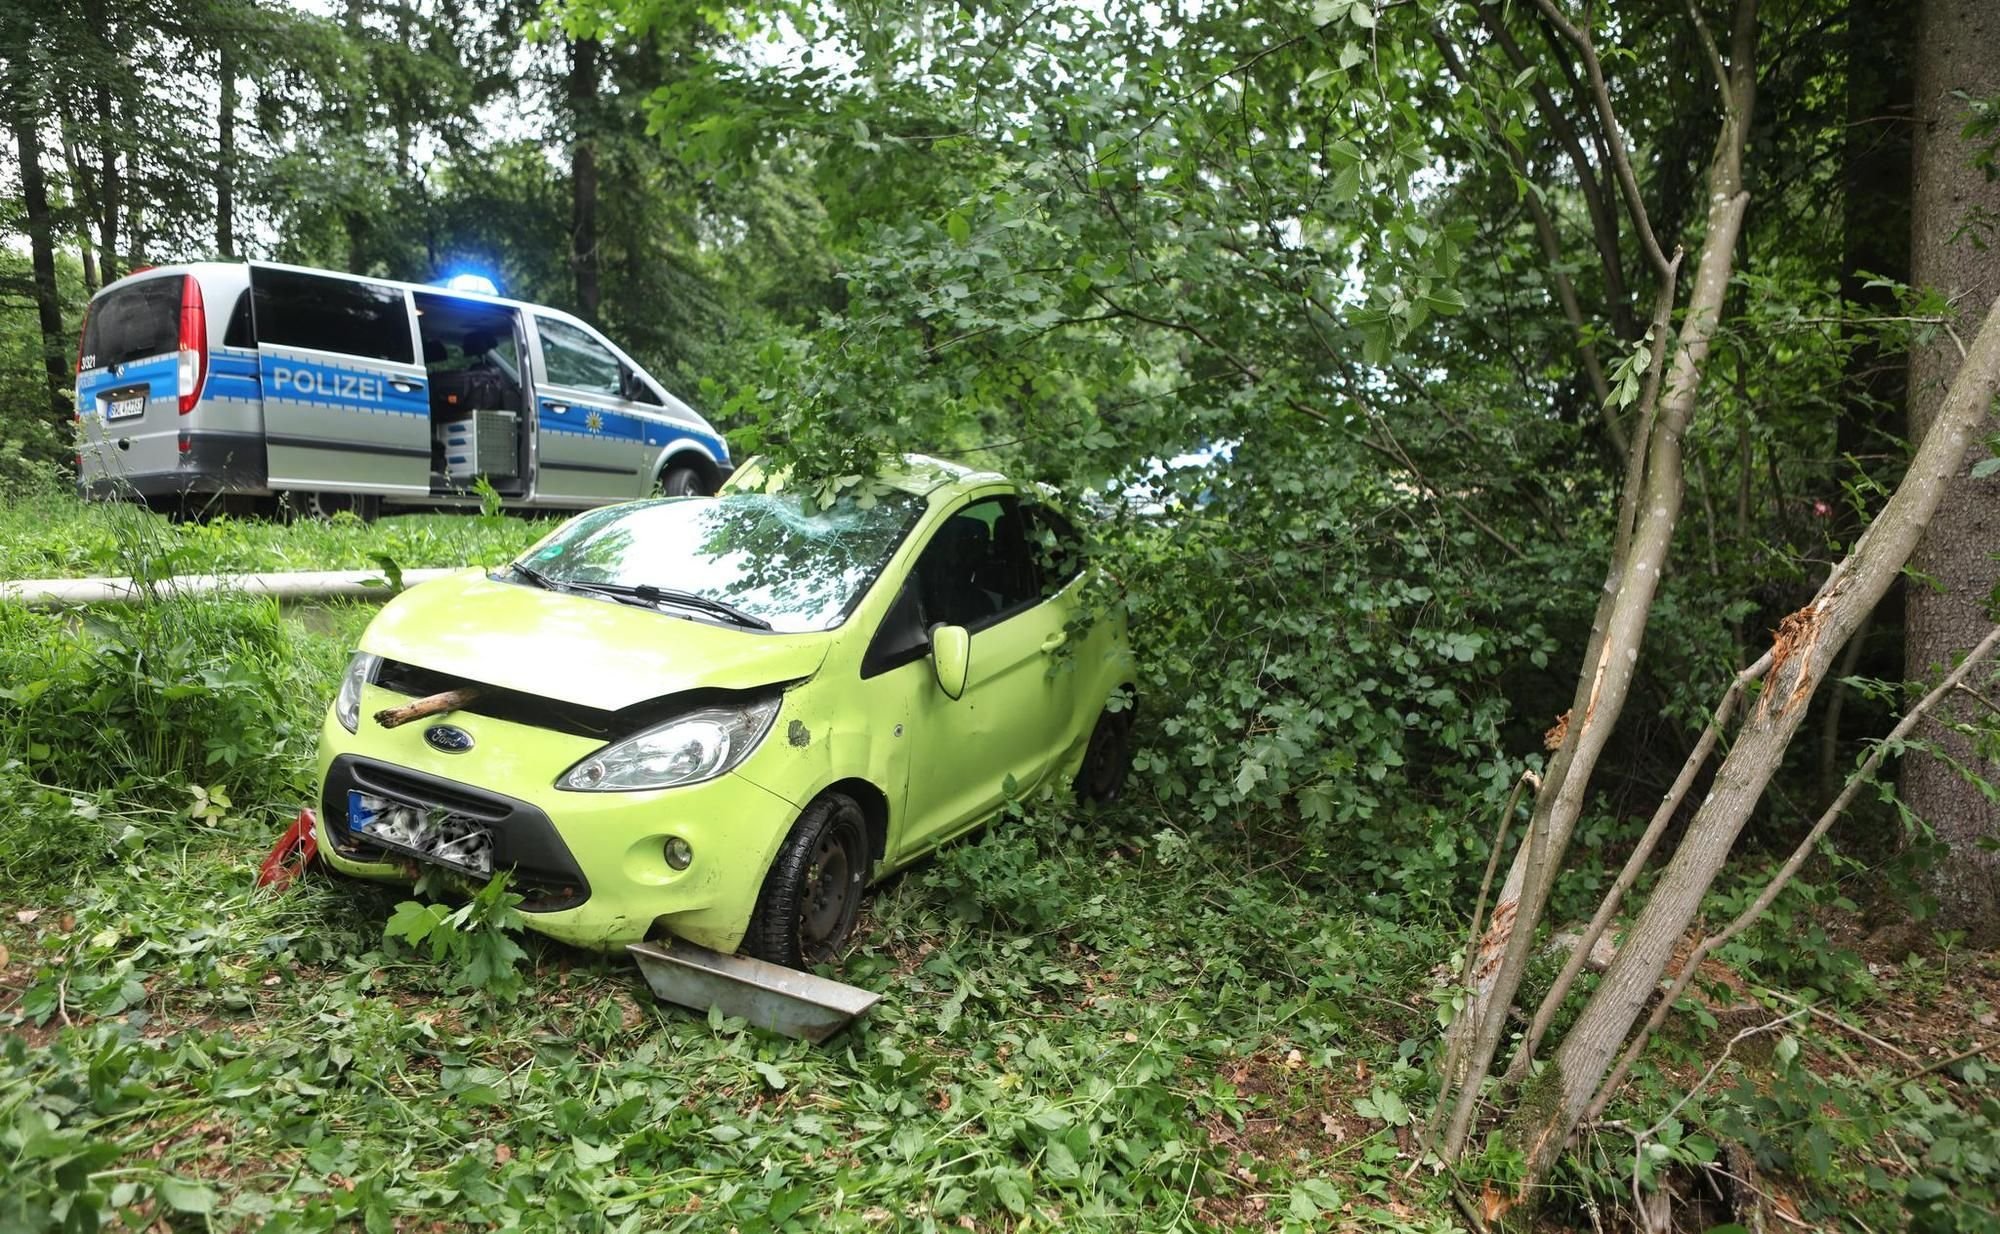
[424, 724, 475, 754]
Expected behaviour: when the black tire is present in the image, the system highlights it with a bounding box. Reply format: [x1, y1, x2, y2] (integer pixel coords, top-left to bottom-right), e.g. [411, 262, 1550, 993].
[1075, 705, 1135, 804]
[282, 491, 379, 523]
[658, 464, 706, 497]
[744, 792, 871, 969]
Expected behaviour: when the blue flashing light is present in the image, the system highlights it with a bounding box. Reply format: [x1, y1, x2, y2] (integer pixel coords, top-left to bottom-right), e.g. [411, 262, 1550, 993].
[442, 272, 499, 296]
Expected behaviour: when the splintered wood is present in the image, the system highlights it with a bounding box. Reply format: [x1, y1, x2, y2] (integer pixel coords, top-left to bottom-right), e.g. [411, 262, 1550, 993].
[374, 688, 482, 729]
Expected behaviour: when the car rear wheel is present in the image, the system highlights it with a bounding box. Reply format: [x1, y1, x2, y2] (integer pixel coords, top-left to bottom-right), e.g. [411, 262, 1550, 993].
[1075, 704, 1135, 803]
[282, 490, 380, 523]
[745, 791, 870, 969]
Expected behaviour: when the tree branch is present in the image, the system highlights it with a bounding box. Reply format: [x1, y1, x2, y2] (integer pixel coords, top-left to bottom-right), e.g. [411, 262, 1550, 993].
[1530, 0, 1674, 280]
[1472, 2, 1635, 335]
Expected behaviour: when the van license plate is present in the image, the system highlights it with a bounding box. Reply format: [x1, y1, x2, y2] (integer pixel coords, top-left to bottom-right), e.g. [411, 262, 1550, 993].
[347, 789, 493, 876]
[106, 394, 146, 421]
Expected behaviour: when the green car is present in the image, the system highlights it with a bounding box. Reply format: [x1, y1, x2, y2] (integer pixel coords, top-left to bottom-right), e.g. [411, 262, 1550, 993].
[313, 456, 1136, 967]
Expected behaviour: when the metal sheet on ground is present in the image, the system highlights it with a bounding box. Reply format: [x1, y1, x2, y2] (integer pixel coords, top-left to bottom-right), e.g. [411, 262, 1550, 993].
[627, 940, 882, 1043]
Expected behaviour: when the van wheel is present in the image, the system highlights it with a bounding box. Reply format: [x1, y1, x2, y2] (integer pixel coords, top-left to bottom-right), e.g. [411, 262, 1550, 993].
[283, 491, 380, 523]
[744, 792, 870, 970]
[1075, 705, 1135, 804]
[657, 465, 706, 497]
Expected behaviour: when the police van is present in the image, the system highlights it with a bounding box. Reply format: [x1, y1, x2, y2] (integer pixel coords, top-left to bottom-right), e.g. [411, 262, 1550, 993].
[75, 261, 731, 517]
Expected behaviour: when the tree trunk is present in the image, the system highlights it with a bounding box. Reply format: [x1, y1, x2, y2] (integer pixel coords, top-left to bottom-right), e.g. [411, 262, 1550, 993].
[10, 89, 75, 430]
[1515, 290, 2000, 1184]
[88, 0, 119, 283]
[61, 125, 100, 291]
[569, 34, 602, 322]
[1437, 0, 1759, 1159]
[1817, 0, 1915, 805]
[217, 41, 236, 258]
[1902, 0, 2000, 942]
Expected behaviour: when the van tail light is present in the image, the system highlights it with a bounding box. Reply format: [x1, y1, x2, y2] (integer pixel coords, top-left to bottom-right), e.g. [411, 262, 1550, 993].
[177, 277, 207, 415]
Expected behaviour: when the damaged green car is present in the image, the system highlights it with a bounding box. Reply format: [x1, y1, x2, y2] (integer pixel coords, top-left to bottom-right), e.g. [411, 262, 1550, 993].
[313, 456, 1136, 968]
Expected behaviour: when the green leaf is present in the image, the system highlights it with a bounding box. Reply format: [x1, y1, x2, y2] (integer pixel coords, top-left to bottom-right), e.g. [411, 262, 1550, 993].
[946, 211, 971, 245]
[572, 1137, 620, 1168]
[1354, 1086, 1410, 1126]
[156, 1176, 217, 1214]
[384, 901, 449, 947]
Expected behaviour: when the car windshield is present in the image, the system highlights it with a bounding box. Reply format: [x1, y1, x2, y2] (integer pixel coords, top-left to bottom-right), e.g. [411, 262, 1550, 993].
[510, 490, 924, 633]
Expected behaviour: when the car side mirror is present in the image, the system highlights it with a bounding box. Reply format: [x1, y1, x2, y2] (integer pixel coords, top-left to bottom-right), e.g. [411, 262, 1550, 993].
[929, 624, 970, 700]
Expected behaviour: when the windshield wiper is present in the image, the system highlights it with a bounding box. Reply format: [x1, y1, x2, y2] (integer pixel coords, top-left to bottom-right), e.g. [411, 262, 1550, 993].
[561, 580, 774, 631]
[504, 561, 560, 591]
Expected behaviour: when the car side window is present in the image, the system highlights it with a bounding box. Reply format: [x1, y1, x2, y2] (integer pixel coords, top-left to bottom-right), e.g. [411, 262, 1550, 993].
[914, 496, 1041, 631]
[537, 317, 622, 396]
[1024, 503, 1085, 593]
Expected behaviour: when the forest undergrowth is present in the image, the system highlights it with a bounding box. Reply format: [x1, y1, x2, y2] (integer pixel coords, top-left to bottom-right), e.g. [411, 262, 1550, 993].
[0, 488, 1993, 1232]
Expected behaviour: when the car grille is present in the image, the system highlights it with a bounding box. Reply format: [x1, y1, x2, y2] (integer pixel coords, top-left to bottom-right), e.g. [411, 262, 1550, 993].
[322, 755, 590, 912]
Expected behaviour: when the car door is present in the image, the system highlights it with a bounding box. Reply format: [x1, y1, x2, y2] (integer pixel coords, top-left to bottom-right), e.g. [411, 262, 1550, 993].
[249, 265, 430, 494]
[893, 494, 1078, 861]
[530, 315, 654, 505]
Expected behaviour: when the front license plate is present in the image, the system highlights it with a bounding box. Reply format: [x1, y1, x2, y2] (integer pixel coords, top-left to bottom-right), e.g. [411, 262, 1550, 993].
[106, 394, 146, 421]
[347, 789, 493, 876]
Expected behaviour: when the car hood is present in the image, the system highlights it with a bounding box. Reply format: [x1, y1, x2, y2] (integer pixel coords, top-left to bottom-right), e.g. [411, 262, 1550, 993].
[360, 570, 833, 711]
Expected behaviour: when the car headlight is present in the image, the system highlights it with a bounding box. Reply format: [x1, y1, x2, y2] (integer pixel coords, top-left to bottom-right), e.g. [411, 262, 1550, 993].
[557, 697, 781, 792]
[335, 652, 381, 733]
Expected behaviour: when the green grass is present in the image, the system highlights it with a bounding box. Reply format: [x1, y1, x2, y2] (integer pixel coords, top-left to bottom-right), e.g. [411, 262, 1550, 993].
[0, 490, 554, 583]
[0, 492, 1462, 1232]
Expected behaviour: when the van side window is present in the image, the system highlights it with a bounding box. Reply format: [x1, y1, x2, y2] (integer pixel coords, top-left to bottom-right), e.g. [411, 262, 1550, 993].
[252, 270, 413, 364]
[537, 318, 622, 396]
[223, 290, 254, 348]
[624, 367, 663, 406]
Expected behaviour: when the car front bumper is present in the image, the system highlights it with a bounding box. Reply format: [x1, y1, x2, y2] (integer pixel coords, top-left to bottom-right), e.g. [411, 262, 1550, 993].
[313, 685, 801, 953]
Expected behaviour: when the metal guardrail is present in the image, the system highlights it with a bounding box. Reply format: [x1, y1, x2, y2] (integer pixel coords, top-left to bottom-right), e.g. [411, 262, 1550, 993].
[1, 568, 464, 609]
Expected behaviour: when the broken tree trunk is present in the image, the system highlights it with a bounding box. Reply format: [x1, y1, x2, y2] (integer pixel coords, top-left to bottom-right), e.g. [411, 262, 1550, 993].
[1511, 290, 2000, 1185]
[1436, 0, 1759, 1161]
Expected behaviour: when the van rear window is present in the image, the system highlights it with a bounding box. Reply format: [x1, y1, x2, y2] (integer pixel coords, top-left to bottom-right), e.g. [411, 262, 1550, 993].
[251, 269, 414, 365]
[80, 276, 183, 371]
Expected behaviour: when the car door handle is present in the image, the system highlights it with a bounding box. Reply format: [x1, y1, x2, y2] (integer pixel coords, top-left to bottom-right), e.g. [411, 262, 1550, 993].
[546, 403, 569, 415]
[388, 378, 422, 392]
[1040, 630, 1068, 653]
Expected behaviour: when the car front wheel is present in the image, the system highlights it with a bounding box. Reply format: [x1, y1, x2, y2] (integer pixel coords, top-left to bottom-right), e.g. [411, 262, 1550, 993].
[745, 792, 870, 969]
[658, 464, 706, 497]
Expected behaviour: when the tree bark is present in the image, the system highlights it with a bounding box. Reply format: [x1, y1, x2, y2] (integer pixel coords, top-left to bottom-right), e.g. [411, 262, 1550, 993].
[1516, 290, 2000, 1185]
[1902, 0, 2000, 942]
[86, 0, 119, 283]
[217, 41, 236, 258]
[569, 34, 602, 322]
[9, 86, 75, 431]
[1437, 0, 1759, 1161]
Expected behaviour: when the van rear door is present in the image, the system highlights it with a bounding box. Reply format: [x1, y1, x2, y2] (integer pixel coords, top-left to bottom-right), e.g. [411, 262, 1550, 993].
[249, 265, 429, 495]
[76, 272, 189, 488]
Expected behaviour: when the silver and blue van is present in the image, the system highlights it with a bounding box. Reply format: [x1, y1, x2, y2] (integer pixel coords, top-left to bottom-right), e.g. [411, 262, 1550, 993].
[75, 261, 731, 516]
